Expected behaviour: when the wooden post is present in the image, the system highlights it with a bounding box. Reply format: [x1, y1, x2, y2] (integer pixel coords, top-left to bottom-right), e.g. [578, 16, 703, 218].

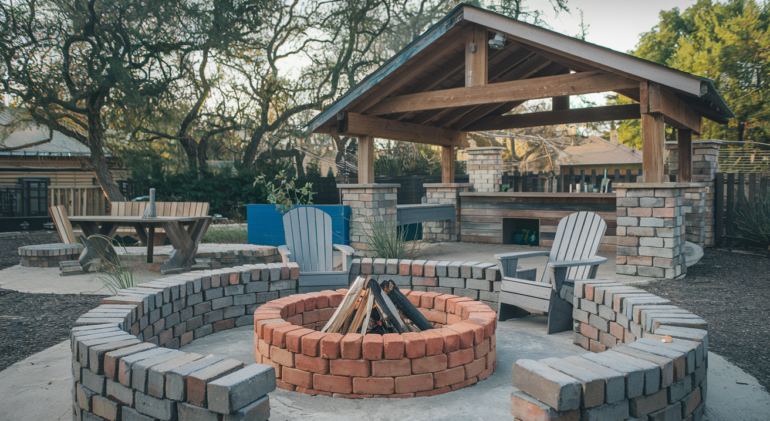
[465, 24, 488, 87]
[641, 114, 665, 183]
[678, 129, 693, 182]
[640, 81, 665, 183]
[357, 135, 375, 184]
[552, 96, 569, 111]
[442, 145, 455, 183]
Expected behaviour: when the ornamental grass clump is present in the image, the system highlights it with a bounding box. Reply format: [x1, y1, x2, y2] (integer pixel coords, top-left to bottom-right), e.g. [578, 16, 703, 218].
[362, 218, 421, 259]
[86, 235, 137, 294]
[734, 193, 770, 249]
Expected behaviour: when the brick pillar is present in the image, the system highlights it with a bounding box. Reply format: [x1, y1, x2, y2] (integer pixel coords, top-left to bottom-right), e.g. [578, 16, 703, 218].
[339, 183, 399, 251]
[467, 147, 504, 193]
[615, 183, 687, 279]
[666, 140, 722, 247]
[423, 183, 472, 242]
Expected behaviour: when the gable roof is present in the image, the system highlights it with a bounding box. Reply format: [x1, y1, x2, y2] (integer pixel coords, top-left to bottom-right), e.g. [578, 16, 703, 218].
[307, 3, 732, 135]
[0, 109, 91, 156]
[556, 136, 642, 166]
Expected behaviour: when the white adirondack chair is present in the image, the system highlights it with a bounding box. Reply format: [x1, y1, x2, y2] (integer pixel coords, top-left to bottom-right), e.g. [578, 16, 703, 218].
[278, 207, 356, 293]
[495, 211, 608, 334]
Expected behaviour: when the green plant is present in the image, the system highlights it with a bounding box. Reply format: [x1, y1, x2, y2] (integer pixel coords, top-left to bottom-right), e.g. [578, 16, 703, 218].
[306, 159, 322, 178]
[86, 235, 137, 294]
[361, 218, 421, 259]
[734, 193, 770, 248]
[326, 166, 335, 177]
[202, 225, 248, 244]
[254, 170, 314, 214]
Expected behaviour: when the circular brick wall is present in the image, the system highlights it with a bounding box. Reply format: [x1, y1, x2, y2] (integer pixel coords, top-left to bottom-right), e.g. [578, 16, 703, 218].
[254, 289, 497, 398]
[19, 243, 83, 267]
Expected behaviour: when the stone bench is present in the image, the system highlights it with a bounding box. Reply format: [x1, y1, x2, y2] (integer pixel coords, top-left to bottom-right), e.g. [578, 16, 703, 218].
[70, 262, 300, 421]
[510, 280, 708, 421]
[19, 243, 83, 267]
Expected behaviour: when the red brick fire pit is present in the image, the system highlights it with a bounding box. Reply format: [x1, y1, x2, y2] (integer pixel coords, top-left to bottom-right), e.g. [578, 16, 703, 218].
[254, 289, 497, 398]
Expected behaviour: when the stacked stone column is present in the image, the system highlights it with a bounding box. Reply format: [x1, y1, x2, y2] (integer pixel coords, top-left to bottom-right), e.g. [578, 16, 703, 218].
[666, 140, 722, 246]
[422, 183, 472, 242]
[339, 184, 399, 251]
[615, 183, 687, 279]
[467, 147, 504, 193]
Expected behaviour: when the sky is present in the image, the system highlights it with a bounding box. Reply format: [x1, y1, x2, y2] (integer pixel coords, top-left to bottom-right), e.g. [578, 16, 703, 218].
[526, 0, 700, 105]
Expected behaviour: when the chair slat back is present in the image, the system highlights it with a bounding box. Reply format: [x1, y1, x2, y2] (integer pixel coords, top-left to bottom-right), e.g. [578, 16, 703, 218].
[50, 205, 77, 244]
[543, 211, 607, 282]
[283, 207, 333, 272]
[110, 202, 209, 217]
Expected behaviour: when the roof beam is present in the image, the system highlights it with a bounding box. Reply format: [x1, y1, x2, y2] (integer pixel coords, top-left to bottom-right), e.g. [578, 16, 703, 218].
[641, 81, 702, 134]
[366, 70, 638, 116]
[350, 27, 467, 114]
[315, 112, 468, 147]
[465, 104, 641, 131]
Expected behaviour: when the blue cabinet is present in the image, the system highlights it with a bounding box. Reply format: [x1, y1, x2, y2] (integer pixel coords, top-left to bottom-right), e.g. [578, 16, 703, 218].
[247, 205, 350, 246]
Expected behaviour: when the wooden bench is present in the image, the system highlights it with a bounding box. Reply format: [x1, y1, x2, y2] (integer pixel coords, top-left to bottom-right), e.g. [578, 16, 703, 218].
[111, 201, 209, 246]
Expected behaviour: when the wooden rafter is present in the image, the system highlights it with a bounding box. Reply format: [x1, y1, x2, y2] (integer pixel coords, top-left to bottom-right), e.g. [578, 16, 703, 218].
[465, 104, 640, 131]
[365, 70, 637, 117]
[316, 112, 467, 147]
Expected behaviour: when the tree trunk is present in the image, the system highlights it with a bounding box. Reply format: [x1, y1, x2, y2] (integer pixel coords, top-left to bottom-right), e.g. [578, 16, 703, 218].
[241, 129, 265, 168]
[87, 104, 125, 202]
[179, 137, 200, 174]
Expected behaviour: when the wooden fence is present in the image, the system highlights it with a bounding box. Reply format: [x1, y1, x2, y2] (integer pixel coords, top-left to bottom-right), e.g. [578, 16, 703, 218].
[502, 168, 646, 193]
[714, 172, 770, 245]
[48, 186, 108, 216]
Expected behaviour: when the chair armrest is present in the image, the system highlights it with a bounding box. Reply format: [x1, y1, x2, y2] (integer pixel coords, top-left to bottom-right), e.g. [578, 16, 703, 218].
[494, 251, 550, 260]
[333, 244, 355, 256]
[277, 245, 291, 265]
[547, 256, 608, 268]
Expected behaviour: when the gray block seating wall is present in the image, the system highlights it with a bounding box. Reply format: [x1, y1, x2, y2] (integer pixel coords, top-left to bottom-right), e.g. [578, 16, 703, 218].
[511, 280, 708, 421]
[70, 262, 300, 421]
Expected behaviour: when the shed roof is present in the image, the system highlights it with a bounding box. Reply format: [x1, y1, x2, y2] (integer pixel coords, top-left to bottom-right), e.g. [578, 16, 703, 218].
[556, 136, 642, 166]
[308, 3, 732, 137]
[0, 109, 91, 156]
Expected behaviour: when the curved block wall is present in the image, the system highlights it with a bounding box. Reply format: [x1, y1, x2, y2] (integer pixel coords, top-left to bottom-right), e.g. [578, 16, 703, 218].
[70, 262, 299, 421]
[511, 280, 708, 421]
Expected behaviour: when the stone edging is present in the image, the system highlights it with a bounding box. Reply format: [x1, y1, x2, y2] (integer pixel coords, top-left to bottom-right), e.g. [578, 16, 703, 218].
[511, 280, 708, 421]
[255, 290, 497, 398]
[70, 262, 300, 421]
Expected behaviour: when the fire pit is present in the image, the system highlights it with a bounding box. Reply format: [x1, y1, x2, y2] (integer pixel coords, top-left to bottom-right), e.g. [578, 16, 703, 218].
[254, 287, 497, 398]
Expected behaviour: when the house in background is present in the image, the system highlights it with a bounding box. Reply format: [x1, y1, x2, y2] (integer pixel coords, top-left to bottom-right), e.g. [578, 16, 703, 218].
[0, 109, 125, 232]
[509, 135, 642, 177]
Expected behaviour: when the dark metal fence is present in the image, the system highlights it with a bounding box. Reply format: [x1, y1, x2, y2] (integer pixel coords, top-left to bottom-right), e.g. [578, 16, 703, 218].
[715, 172, 770, 246]
[502, 168, 646, 193]
[309, 174, 471, 205]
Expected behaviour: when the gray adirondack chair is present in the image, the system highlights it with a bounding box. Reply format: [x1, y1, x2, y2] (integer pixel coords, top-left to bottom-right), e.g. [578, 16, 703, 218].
[278, 207, 356, 293]
[495, 211, 608, 334]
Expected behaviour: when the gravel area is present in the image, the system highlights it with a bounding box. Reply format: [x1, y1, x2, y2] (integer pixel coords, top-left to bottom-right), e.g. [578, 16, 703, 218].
[0, 230, 60, 270]
[636, 249, 770, 393]
[0, 289, 106, 371]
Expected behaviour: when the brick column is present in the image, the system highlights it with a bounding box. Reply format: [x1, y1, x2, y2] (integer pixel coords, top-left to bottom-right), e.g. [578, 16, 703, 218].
[615, 183, 687, 279]
[423, 183, 472, 242]
[668, 140, 722, 247]
[339, 183, 399, 251]
[467, 147, 504, 193]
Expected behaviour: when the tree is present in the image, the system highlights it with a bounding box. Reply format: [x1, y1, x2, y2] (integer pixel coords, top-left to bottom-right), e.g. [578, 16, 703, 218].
[0, 0, 205, 200]
[631, 0, 770, 143]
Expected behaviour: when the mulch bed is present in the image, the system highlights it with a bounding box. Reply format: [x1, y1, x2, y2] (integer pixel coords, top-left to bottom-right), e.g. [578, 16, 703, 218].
[636, 249, 770, 392]
[0, 230, 107, 371]
[0, 289, 107, 371]
[0, 230, 60, 270]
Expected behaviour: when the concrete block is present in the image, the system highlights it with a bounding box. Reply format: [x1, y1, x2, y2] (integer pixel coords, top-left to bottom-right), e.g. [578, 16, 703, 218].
[563, 356, 626, 403]
[135, 391, 177, 420]
[207, 364, 276, 414]
[511, 360, 581, 411]
[540, 358, 606, 408]
[510, 390, 579, 421]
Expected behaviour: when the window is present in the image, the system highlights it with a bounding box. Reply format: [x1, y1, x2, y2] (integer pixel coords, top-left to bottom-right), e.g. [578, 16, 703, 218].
[20, 178, 49, 217]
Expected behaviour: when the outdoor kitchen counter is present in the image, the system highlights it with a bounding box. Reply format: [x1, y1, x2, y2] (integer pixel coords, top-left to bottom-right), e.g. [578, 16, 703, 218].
[457, 192, 617, 251]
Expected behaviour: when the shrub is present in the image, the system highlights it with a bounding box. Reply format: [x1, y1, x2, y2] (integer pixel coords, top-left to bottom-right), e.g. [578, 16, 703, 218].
[734, 193, 770, 248]
[202, 225, 248, 244]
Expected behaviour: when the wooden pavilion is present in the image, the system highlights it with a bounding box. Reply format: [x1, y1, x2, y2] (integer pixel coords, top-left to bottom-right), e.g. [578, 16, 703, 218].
[307, 3, 733, 184]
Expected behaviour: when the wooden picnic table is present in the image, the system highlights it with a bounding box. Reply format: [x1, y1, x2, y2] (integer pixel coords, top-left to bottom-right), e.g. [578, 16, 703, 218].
[68, 215, 212, 272]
